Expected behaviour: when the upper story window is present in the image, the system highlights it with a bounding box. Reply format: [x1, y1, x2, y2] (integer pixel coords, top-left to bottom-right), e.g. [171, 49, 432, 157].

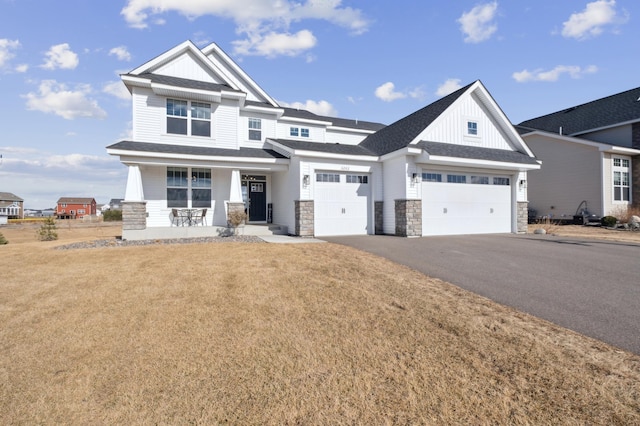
[166, 99, 211, 137]
[467, 121, 478, 136]
[249, 118, 262, 141]
[613, 156, 631, 202]
[290, 127, 310, 138]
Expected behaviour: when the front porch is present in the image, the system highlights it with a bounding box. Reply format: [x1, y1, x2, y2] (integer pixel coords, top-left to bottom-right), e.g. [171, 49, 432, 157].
[121, 222, 288, 241]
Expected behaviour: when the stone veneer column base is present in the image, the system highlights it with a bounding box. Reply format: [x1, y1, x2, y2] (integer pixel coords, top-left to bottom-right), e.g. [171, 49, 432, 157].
[295, 200, 314, 237]
[395, 199, 422, 237]
[226, 202, 246, 226]
[375, 201, 384, 235]
[122, 201, 147, 231]
[517, 201, 529, 234]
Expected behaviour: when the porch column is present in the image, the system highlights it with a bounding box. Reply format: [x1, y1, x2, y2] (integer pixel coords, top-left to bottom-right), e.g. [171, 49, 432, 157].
[229, 169, 243, 202]
[124, 164, 144, 201]
[122, 164, 146, 232]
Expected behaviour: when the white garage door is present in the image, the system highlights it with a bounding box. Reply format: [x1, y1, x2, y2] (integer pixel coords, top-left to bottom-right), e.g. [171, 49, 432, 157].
[422, 172, 512, 236]
[314, 172, 370, 236]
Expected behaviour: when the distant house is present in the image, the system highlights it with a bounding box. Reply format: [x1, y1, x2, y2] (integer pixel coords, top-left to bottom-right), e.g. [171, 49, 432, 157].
[0, 192, 24, 220]
[108, 198, 124, 210]
[517, 86, 640, 221]
[56, 197, 97, 219]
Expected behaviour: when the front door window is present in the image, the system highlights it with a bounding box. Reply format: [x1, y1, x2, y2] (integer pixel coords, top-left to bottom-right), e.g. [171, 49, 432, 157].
[241, 175, 267, 221]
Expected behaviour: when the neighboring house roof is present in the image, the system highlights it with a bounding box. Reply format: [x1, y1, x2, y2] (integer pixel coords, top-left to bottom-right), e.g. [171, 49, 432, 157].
[518, 86, 640, 136]
[269, 139, 377, 157]
[0, 192, 23, 202]
[0, 200, 20, 208]
[418, 141, 540, 165]
[359, 82, 475, 156]
[107, 141, 287, 159]
[57, 197, 95, 204]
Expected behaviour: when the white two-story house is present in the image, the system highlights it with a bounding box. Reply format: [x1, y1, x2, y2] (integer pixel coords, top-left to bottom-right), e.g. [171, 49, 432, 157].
[107, 40, 540, 240]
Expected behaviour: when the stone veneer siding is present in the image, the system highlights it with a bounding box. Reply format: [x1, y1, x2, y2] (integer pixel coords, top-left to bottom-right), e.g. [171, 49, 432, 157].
[294, 200, 314, 237]
[375, 201, 384, 235]
[122, 201, 147, 230]
[517, 201, 528, 233]
[395, 199, 422, 237]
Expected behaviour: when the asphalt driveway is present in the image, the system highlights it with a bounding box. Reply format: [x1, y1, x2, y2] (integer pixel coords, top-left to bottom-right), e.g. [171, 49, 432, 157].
[322, 234, 640, 355]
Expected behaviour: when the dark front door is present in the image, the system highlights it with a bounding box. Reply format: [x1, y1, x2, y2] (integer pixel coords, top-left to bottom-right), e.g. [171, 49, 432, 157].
[248, 181, 267, 221]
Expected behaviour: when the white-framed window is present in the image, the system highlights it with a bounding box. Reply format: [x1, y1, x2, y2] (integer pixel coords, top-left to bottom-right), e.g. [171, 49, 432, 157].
[166, 99, 211, 137]
[493, 177, 510, 186]
[422, 173, 442, 182]
[78, 209, 86, 215]
[447, 174, 467, 184]
[301, 128, 309, 138]
[316, 173, 340, 183]
[471, 176, 489, 185]
[346, 175, 368, 184]
[249, 118, 262, 141]
[290, 127, 309, 138]
[467, 121, 478, 136]
[167, 167, 212, 208]
[290, 127, 299, 137]
[613, 157, 631, 202]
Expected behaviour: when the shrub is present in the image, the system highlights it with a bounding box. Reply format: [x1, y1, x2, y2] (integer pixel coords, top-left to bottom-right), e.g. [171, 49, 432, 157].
[0, 232, 8, 245]
[601, 216, 617, 227]
[610, 205, 640, 223]
[103, 210, 123, 221]
[37, 217, 58, 241]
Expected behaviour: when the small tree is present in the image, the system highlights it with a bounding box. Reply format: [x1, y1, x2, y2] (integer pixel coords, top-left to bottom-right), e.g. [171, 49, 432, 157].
[0, 232, 8, 245]
[37, 217, 58, 241]
[103, 210, 122, 221]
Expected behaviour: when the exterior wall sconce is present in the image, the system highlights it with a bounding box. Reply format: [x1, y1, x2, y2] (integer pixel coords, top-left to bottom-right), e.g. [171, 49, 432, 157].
[412, 173, 420, 184]
[302, 174, 310, 186]
[519, 179, 527, 189]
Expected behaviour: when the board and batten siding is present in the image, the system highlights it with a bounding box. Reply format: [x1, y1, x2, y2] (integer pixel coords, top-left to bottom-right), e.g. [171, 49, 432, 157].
[155, 51, 221, 84]
[525, 135, 602, 218]
[418, 94, 513, 150]
[382, 156, 410, 235]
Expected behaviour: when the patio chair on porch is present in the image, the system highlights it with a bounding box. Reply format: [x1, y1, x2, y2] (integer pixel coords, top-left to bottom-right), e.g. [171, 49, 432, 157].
[192, 208, 207, 226]
[171, 208, 186, 226]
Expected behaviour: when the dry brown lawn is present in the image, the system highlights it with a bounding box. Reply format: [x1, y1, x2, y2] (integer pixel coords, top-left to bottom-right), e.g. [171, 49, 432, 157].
[1, 221, 639, 424]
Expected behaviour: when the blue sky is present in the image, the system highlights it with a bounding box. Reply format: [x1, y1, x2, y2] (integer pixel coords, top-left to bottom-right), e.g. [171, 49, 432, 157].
[1, 0, 638, 209]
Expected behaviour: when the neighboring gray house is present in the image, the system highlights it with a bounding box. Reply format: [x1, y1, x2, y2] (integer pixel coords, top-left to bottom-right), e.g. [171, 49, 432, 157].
[517, 87, 640, 221]
[107, 40, 540, 240]
[0, 192, 24, 221]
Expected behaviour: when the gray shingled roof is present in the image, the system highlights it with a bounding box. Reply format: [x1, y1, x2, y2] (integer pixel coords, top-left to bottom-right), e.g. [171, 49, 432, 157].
[518, 86, 640, 136]
[418, 142, 539, 165]
[269, 139, 377, 156]
[132, 72, 243, 94]
[107, 141, 287, 159]
[359, 82, 476, 156]
[57, 197, 95, 204]
[0, 192, 23, 202]
[280, 107, 385, 131]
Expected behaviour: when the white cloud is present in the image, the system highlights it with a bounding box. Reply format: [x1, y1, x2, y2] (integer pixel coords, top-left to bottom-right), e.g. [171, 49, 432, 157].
[103, 81, 131, 100]
[41, 43, 79, 70]
[436, 79, 462, 97]
[374, 82, 424, 102]
[121, 0, 370, 58]
[512, 65, 598, 83]
[458, 1, 498, 43]
[232, 30, 317, 58]
[109, 46, 132, 61]
[15, 63, 28, 73]
[279, 99, 337, 117]
[23, 80, 107, 120]
[0, 38, 21, 69]
[561, 0, 626, 40]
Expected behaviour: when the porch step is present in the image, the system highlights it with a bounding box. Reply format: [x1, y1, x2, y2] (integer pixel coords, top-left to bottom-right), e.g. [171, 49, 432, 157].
[240, 224, 288, 236]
